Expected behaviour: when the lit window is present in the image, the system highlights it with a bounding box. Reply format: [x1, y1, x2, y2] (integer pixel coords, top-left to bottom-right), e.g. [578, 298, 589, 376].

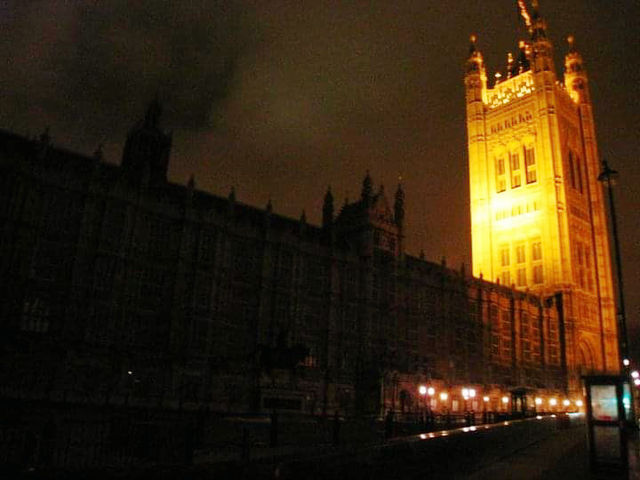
[496, 158, 506, 193]
[510, 153, 521, 188]
[525, 147, 537, 184]
[516, 245, 526, 264]
[500, 246, 510, 267]
[531, 241, 542, 261]
[533, 265, 543, 284]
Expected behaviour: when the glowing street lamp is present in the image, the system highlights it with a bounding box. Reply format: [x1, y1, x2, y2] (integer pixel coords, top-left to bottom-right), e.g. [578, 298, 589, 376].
[576, 400, 584, 407]
[419, 385, 427, 396]
[427, 387, 435, 396]
[634, 378, 640, 387]
[563, 399, 571, 407]
[483, 396, 490, 403]
[535, 397, 542, 406]
[440, 392, 448, 401]
[631, 371, 639, 379]
[549, 398, 557, 407]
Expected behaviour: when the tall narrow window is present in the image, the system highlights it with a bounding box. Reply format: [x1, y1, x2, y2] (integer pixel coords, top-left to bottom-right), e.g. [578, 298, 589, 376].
[500, 245, 510, 267]
[517, 268, 527, 286]
[576, 157, 583, 193]
[496, 158, 506, 193]
[531, 240, 542, 262]
[568, 151, 576, 189]
[531, 238, 543, 284]
[516, 244, 526, 264]
[524, 147, 537, 184]
[510, 153, 521, 188]
[533, 265, 544, 284]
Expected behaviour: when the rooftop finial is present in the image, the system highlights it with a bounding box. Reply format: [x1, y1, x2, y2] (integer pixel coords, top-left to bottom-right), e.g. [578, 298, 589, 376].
[469, 33, 478, 54]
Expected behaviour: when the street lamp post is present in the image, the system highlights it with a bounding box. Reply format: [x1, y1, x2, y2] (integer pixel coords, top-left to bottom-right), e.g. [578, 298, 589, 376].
[419, 385, 427, 428]
[598, 159, 636, 427]
[598, 160, 630, 372]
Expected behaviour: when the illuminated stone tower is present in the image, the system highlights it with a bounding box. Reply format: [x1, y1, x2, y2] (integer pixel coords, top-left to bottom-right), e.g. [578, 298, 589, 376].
[465, 2, 619, 390]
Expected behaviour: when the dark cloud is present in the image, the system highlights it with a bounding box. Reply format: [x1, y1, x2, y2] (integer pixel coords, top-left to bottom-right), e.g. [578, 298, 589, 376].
[2, 0, 640, 344]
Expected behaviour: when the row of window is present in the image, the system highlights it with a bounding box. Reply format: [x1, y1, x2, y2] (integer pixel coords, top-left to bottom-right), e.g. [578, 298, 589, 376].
[499, 239, 543, 287]
[573, 240, 594, 292]
[495, 200, 540, 221]
[496, 147, 537, 192]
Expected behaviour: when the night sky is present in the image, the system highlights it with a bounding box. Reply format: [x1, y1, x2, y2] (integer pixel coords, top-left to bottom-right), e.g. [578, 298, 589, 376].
[2, 1, 639, 351]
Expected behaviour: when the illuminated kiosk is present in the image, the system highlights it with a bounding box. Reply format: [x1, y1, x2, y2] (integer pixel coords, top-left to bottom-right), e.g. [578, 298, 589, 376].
[583, 375, 631, 473]
[465, 1, 619, 397]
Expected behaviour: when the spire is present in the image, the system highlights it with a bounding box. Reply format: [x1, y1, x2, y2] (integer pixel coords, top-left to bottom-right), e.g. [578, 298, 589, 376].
[361, 171, 373, 200]
[527, 0, 554, 73]
[465, 34, 485, 75]
[530, 0, 548, 41]
[517, 40, 531, 73]
[322, 186, 334, 228]
[394, 183, 405, 228]
[564, 35, 589, 104]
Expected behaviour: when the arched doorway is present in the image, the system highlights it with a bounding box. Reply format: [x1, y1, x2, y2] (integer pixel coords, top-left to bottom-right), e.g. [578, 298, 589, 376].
[578, 340, 596, 375]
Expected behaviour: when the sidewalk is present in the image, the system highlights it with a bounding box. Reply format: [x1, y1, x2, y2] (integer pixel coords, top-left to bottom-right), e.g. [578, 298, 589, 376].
[464, 423, 640, 480]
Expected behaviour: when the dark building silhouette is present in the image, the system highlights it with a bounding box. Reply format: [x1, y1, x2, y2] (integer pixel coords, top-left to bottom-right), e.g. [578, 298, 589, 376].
[0, 104, 567, 421]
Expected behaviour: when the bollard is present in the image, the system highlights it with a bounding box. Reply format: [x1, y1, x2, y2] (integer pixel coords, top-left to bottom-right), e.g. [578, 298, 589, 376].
[270, 410, 279, 447]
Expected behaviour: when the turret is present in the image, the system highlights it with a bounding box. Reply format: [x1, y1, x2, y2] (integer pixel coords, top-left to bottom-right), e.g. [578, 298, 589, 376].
[464, 34, 487, 104]
[528, 1, 555, 74]
[564, 36, 590, 104]
[121, 99, 172, 184]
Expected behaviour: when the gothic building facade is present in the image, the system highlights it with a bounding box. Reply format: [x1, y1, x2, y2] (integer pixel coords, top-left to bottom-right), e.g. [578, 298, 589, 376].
[465, 2, 618, 394]
[1, 99, 568, 417]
